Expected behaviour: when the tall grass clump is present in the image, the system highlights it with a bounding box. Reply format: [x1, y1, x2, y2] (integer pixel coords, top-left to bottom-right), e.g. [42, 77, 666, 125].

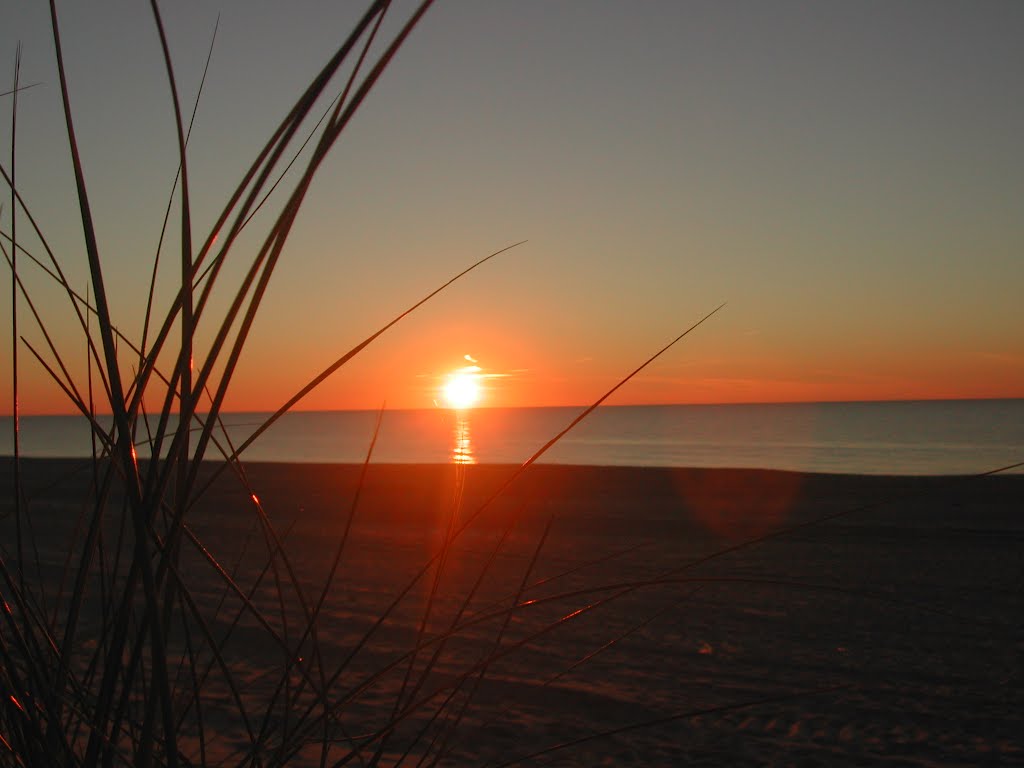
[0, 2, 728, 764]
[0, 2, 475, 763]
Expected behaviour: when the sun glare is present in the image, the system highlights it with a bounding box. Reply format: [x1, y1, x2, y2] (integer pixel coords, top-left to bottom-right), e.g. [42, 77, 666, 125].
[443, 371, 481, 410]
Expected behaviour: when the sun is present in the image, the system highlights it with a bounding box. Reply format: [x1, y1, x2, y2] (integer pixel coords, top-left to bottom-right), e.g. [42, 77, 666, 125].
[443, 371, 481, 410]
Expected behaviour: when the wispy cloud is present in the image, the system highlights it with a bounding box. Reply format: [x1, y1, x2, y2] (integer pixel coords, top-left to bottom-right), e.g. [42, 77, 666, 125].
[419, 354, 525, 384]
[978, 351, 1024, 366]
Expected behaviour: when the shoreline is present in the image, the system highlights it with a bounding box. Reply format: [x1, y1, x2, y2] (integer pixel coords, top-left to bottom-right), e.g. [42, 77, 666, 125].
[7, 453, 1024, 476]
[6, 456, 1023, 535]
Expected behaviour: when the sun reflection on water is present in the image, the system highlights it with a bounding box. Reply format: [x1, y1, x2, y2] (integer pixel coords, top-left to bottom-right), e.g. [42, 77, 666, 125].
[451, 411, 475, 464]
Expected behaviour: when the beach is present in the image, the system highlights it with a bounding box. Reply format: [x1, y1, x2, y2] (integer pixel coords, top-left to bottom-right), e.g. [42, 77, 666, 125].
[3, 457, 1023, 765]
[6, 2, 1023, 765]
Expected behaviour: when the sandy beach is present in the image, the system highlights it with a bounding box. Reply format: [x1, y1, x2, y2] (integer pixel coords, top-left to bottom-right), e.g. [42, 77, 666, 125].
[3, 457, 1023, 765]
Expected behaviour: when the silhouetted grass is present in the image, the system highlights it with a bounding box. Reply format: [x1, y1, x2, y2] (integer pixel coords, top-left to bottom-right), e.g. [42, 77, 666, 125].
[3, 4, 1023, 767]
[1, 3, 467, 764]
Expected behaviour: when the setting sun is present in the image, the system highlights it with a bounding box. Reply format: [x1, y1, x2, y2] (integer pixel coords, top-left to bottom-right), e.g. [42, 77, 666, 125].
[443, 371, 481, 409]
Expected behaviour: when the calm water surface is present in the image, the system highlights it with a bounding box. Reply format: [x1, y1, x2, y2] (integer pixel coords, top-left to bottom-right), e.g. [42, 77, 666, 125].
[2, 400, 1022, 475]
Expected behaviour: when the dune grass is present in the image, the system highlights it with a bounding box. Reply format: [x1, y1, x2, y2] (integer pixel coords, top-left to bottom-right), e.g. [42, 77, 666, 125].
[3, 3, 1022, 767]
[1, 2, 725, 763]
[0, 2, 480, 764]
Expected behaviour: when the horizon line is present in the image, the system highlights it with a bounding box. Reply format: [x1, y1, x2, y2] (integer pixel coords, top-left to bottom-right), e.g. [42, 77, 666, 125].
[6, 395, 1022, 419]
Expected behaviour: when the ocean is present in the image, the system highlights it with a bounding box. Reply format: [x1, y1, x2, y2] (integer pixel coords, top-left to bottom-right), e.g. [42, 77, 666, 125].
[2, 399, 1021, 475]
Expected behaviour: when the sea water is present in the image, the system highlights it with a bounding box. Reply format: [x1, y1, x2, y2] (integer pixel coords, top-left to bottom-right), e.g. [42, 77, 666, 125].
[2, 400, 1022, 475]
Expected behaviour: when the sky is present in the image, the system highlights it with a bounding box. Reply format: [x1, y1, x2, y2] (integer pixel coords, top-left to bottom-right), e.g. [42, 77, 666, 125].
[2, 0, 1023, 415]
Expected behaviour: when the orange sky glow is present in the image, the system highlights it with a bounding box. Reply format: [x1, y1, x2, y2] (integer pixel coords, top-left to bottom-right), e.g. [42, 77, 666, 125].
[2, 3, 1022, 417]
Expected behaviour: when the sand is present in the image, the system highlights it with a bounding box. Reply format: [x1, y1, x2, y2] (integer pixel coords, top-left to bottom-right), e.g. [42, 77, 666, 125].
[2, 457, 1023, 765]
